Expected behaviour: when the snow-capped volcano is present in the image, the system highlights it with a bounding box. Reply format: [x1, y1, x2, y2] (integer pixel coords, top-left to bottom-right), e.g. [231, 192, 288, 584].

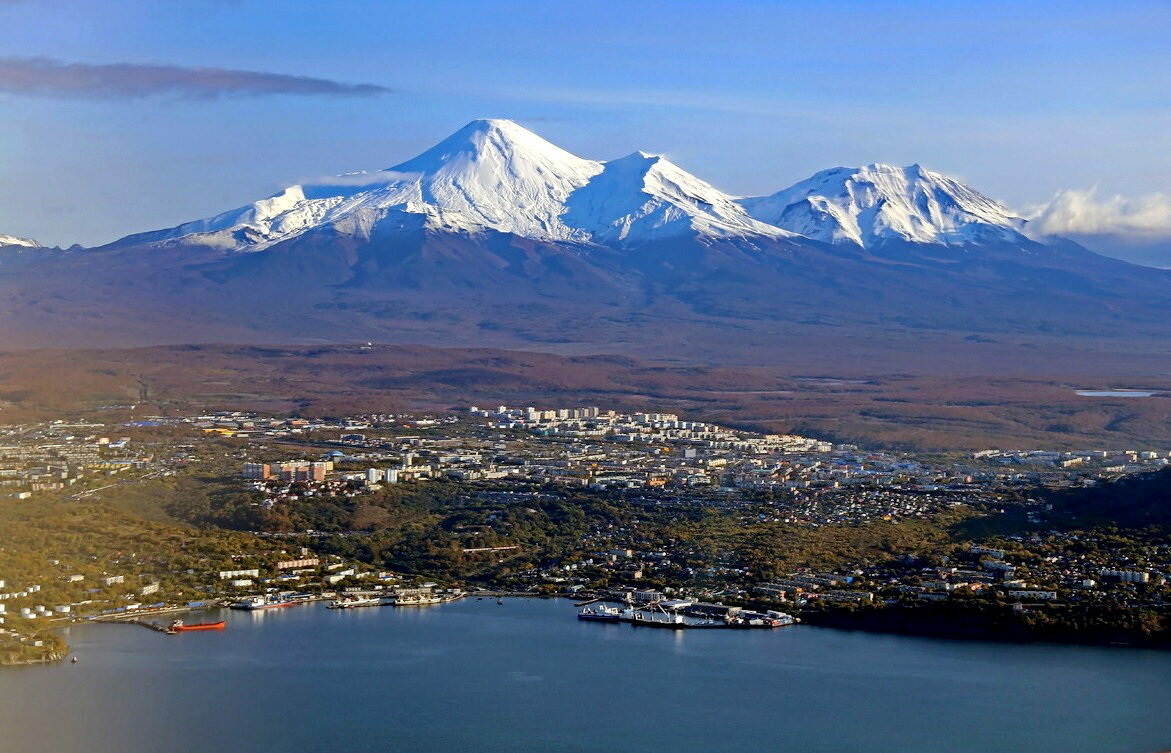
[374, 117, 604, 240]
[114, 119, 788, 252]
[563, 151, 791, 246]
[739, 163, 1028, 248]
[121, 119, 604, 249]
[0, 234, 40, 248]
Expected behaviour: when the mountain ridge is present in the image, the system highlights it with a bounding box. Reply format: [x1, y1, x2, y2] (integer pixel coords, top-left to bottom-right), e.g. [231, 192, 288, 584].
[1, 119, 1168, 358]
[102, 119, 1038, 254]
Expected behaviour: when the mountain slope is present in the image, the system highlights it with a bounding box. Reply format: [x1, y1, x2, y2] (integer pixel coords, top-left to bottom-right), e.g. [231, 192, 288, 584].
[739, 163, 1027, 247]
[6, 215, 1167, 356]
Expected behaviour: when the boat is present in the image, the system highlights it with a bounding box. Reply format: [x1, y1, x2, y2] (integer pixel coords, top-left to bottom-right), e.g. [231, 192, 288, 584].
[230, 595, 296, 611]
[577, 605, 621, 623]
[385, 586, 444, 606]
[167, 619, 226, 633]
[766, 610, 798, 627]
[327, 595, 382, 609]
[625, 608, 687, 629]
[393, 593, 443, 606]
[727, 610, 797, 629]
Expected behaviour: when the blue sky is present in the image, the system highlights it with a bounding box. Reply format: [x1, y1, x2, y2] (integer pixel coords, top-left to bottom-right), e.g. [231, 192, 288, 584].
[2, 0, 1169, 247]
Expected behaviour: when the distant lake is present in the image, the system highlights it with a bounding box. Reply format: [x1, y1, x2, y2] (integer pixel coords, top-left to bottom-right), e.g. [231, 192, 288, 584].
[2, 599, 1169, 753]
[1075, 390, 1155, 397]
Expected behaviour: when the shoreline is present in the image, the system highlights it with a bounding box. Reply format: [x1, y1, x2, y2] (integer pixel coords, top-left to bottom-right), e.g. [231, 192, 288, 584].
[10, 593, 1168, 669]
[800, 605, 1171, 650]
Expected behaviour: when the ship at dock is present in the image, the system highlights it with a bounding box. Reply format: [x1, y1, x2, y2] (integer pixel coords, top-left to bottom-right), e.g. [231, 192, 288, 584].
[577, 605, 622, 623]
[230, 594, 299, 611]
[623, 605, 720, 629]
[578, 596, 798, 630]
[328, 595, 385, 609]
[391, 587, 445, 606]
[166, 619, 226, 633]
[729, 611, 797, 629]
[326, 587, 464, 609]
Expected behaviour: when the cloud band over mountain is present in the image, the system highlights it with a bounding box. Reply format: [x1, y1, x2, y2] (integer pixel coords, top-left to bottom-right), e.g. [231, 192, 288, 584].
[1029, 189, 1171, 239]
[0, 57, 391, 100]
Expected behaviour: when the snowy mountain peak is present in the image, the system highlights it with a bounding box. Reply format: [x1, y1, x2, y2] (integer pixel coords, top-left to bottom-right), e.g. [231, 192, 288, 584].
[386, 118, 599, 179]
[563, 151, 792, 246]
[739, 163, 1027, 247]
[371, 118, 604, 240]
[0, 233, 40, 248]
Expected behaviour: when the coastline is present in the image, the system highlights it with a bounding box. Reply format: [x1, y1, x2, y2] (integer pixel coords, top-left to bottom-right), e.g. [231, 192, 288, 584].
[10, 593, 1169, 670]
[1, 651, 66, 667]
[801, 603, 1171, 649]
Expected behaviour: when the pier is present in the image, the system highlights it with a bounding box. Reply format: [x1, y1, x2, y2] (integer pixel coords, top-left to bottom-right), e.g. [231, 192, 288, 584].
[121, 619, 174, 634]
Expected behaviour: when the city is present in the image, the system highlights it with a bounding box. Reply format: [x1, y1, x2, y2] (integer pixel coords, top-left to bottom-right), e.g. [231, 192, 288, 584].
[2, 403, 1168, 661]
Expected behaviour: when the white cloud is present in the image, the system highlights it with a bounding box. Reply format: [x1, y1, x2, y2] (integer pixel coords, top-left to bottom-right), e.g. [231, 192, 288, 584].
[1028, 188, 1171, 239]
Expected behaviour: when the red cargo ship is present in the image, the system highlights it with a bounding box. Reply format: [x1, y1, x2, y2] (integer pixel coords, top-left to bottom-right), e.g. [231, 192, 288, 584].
[167, 619, 226, 633]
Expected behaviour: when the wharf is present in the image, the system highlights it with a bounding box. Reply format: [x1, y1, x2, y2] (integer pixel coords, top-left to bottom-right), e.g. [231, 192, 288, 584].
[121, 619, 174, 634]
[92, 603, 222, 626]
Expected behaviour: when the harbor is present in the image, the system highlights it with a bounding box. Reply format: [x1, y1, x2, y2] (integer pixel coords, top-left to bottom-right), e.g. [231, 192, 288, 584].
[84, 585, 466, 642]
[90, 588, 790, 639]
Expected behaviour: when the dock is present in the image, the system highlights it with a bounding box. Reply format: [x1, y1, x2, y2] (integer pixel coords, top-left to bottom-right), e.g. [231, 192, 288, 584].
[124, 618, 175, 634]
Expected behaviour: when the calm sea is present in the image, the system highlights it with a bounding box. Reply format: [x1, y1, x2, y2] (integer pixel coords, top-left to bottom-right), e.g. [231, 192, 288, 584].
[1, 598, 1168, 753]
